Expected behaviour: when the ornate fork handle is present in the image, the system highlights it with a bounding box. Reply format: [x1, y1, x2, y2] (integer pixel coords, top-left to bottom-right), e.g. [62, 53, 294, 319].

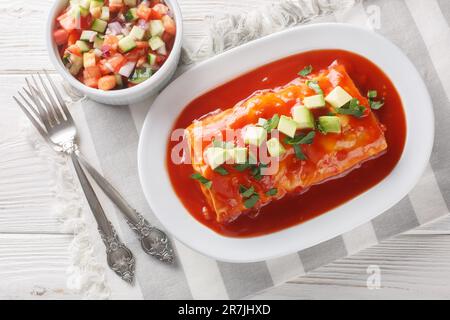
[70, 152, 135, 283]
[76, 152, 174, 264]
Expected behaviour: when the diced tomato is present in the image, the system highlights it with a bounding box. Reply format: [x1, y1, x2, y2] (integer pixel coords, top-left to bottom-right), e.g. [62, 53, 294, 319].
[136, 56, 147, 68]
[136, 41, 149, 49]
[58, 13, 78, 31]
[84, 76, 99, 88]
[67, 44, 82, 56]
[98, 59, 113, 75]
[155, 54, 167, 65]
[53, 29, 69, 46]
[109, 1, 124, 13]
[150, 0, 162, 7]
[80, 15, 93, 29]
[149, 9, 162, 20]
[152, 4, 169, 15]
[107, 53, 127, 72]
[125, 48, 146, 61]
[67, 30, 81, 46]
[98, 75, 117, 91]
[137, 4, 152, 21]
[103, 35, 119, 51]
[162, 15, 176, 35]
[83, 66, 102, 80]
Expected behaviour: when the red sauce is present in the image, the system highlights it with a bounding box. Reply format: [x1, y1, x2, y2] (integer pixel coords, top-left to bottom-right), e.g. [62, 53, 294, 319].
[166, 49, 407, 238]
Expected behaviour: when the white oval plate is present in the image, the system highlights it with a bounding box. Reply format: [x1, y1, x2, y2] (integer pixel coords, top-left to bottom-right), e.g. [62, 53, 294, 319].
[138, 23, 434, 263]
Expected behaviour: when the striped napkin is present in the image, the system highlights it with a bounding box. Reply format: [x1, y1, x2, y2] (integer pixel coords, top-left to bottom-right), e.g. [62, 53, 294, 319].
[66, 0, 450, 299]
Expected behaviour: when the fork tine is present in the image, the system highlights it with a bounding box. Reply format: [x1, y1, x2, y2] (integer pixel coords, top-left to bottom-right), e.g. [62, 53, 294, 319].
[30, 75, 58, 125]
[43, 70, 74, 123]
[13, 96, 51, 144]
[37, 72, 65, 122]
[25, 78, 52, 130]
[18, 91, 40, 119]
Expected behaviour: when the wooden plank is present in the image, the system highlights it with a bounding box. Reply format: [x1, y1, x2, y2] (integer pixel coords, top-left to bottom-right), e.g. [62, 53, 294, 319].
[0, 234, 79, 299]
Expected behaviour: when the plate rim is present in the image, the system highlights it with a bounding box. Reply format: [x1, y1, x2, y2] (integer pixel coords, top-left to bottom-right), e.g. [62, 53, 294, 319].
[137, 23, 434, 263]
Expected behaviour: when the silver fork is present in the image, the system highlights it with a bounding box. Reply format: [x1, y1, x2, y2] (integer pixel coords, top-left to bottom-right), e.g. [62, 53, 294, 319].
[17, 72, 175, 264]
[15, 72, 174, 265]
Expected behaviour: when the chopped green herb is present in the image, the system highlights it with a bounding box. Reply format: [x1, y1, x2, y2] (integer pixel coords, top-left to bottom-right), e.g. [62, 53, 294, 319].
[263, 114, 280, 132]
[293, 144, 306, 160]
[298, 65, 313, 77]
[214, 166, 229, 176]
[337, 98, 366, 118]
[251, 163, 268, 181]
[244, 194, 260, 209]
[190, 173, 212, 189]
[316, 121, 327, 135]
[234, 163, 252, 172]
[306, 80, 323, 95]
[284, 131, 316, 145]
[239, 185, 255, 198]
[367, 90, 385, 110]
[266, 188, 278, 196]
[212, 138, 234, 149]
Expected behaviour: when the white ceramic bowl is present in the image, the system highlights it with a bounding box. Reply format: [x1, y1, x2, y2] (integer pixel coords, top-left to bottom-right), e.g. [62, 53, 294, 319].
[46, 0, 183, 105]
[138, 23, 434, 262]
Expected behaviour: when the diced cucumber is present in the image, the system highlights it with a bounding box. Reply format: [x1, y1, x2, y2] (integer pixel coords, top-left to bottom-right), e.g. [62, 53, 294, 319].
[80, 30, 97, 42]
[150, 20, 164, 37]
[304, 94, 326, 109]
[118, 35, 137, 53]
[148, 53, 157, 65]
[76, 40, 90, 53]
[69, 54, 83, 75]
[292, 105, 314, 129]
[244, 126, 267, 146]
[205, 147, 232, 170]
[230, 148, 247, 164]
[148, 36, 164, 50]
[129, 67, 152, 84]
[318, 116, 341, 134]
[125, 8, 138, 22]
[257, 118, 267, 127]
[80, 0, 91, 8]
[93, 35, 104, 49]
[91, 19, 107, 33]
[267, 138, 286, 157]
[277, 115, 297, 138]
[325, 86, 353, 109]
[100, 6, 110, 21]
[130, 26, 145, 40]
[124, 0, 137, 6]
[83, 52, 96, 68]
[90, 0, 104, 10]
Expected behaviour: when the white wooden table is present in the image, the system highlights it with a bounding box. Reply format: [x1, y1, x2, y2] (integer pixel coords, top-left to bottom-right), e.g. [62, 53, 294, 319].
[0, 0, 449, 300]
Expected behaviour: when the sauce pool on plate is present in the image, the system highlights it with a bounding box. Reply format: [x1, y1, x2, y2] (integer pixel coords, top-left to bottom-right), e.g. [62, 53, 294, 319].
[166, 49, 407, 238]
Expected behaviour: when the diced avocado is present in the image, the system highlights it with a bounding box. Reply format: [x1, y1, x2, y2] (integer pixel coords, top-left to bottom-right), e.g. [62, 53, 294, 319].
[277, 115, 297, 138]
[93, 35, 104, 49]
[91, 18, 107, 33]
[118, 35, 137, 53]
[76, 40, 90, 53]
[257, 118, 267, 127]
[148, 53, 157, 65]
[125, 8, 138, 22]
[318, 116, 341, 134]
[80, 30, 97, 42]
[267, 138, 286, 157]
[130, 26, 145, 41]
[231, 148, 248, 164]
[148, 36, 164, 50]
[100, 6, 110, 21]
[292, 105, 314, 129]
[244, 126, 267, 146]
[325, 86, 353, 109]
[304, 94, 326, 109]
[205, 147, 232, 170]
[129, 67, 152, 84]
[124, 0, 137, 6]
[83, 52, 96, 68]
[150, 20, 165, 37]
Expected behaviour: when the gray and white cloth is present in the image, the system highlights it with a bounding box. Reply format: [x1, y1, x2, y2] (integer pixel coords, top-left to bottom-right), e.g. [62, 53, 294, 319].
[64, 0, 450, 299]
